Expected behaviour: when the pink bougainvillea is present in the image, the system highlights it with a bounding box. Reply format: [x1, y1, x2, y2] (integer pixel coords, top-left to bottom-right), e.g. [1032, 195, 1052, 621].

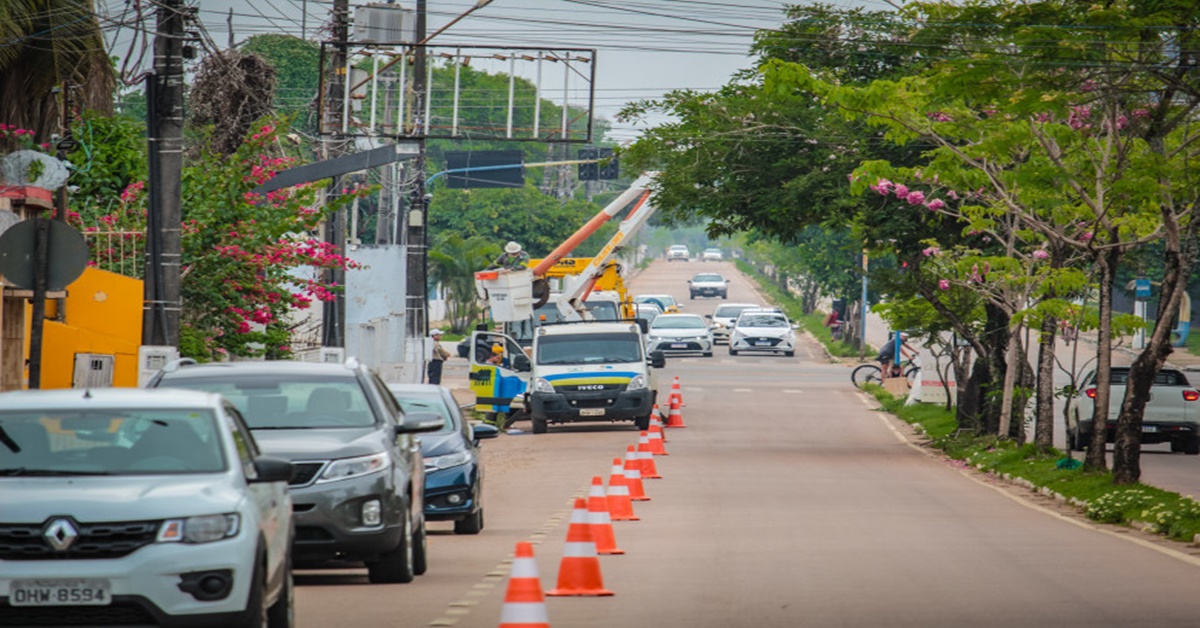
[938, 279, 950, 290]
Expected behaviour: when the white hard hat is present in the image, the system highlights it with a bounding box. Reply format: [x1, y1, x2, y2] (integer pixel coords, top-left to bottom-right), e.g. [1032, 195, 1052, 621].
[505, 241, 521, 254]
[431, 329, 443, 336]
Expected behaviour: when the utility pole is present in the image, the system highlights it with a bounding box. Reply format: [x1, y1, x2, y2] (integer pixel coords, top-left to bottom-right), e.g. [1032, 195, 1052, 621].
[144, 0, 185, 348]
[405, 0, 429, 357]
[322, 0, 350, 349]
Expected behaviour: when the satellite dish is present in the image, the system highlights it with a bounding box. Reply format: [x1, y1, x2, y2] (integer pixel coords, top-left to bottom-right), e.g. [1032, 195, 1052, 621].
[1, 150, 70, 190]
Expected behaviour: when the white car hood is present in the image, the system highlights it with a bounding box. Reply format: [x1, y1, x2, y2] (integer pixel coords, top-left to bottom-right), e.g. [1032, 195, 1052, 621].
[736, 325, 791, 338]
[650, 328, 709, 339]
[3, 476, 243, 522]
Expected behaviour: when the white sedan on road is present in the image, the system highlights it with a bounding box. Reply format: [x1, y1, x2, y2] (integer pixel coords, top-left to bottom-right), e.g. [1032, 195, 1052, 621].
[729, 309, 796, 357]
[646, 313, 714, 357]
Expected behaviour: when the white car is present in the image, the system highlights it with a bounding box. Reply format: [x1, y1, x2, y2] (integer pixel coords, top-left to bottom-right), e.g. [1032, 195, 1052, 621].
[0, 388, 295, 627]
[666, 245, 690, 262]
[707, 302, 761, 345]
[688, 272, 729, 299]
[702, 248, 723, 262]
[646, 313, 714, 357]
[729, 309, 796, 357]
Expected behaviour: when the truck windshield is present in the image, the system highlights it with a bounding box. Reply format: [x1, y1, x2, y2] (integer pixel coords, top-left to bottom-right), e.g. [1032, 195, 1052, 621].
[584, 300, 619, 321]
[537, 333, 643, 365]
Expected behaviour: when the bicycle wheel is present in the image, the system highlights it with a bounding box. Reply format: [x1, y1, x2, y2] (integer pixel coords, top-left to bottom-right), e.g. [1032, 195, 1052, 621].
[905, 366, 920, 386]
[851, 364, 883, 388]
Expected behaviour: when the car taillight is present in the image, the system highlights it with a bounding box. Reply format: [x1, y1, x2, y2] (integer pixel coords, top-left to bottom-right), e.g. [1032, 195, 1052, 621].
[1184, 390, 1200, 402]
[1084, 387, 1097, 399]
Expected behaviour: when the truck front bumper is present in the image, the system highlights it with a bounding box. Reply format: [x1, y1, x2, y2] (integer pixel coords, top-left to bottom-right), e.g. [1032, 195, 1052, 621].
[530, 389, 653, 423]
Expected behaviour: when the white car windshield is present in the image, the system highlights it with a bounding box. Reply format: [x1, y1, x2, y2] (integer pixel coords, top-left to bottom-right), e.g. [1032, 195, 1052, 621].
[739, 315, 788, 328]
[653, 316, 707, 330]
[0, 410, 226, 475]
[692, 274, 724, 283]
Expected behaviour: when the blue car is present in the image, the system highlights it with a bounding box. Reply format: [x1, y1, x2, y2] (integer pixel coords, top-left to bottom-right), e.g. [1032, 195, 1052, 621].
[387, 384, 499, 534]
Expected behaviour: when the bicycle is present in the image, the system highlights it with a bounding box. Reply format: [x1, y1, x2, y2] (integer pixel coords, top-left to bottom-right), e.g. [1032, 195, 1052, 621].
[851, 357, 920, 389]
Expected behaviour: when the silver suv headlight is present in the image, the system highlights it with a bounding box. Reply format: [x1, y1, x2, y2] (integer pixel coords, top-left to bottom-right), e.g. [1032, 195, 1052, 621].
[532, 377, 556, 393]
[158, 514, 240, 544]
[319, 452, 390, 483]
[425, 451, 472, 471]
[626, 374, 648, 391]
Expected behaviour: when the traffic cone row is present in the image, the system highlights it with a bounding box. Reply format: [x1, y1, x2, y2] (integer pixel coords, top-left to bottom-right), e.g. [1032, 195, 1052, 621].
[499, 377, 693, 623]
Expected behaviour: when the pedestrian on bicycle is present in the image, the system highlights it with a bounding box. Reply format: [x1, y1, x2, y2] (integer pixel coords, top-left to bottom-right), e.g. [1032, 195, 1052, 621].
[876, 332, 916, 378]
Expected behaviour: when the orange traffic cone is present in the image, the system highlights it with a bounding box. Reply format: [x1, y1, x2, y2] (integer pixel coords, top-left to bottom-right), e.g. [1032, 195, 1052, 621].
[623, 445, 649, 501]
[637, 432, 662, 479]
[606, 458, 638, 521]
[499, 542, 550, 628]
[670, 376, 685, 406]
[647, 423, 668, 455]
[665, 395, 687, 428]
[586, 477, 623, 554]
[650, 406, 668, 443]
[546, 498, 614, 597]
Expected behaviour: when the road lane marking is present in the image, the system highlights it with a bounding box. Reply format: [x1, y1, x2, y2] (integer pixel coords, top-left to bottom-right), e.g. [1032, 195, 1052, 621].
[782, 389, 803, 394]
[733, 388, 753, 393]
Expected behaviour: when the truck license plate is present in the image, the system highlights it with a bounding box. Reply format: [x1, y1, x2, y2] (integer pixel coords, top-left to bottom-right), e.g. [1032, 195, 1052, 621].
[1142, 425, 1158, 433]
[9, 579, 111, 606]
[579, 408, 605, 417]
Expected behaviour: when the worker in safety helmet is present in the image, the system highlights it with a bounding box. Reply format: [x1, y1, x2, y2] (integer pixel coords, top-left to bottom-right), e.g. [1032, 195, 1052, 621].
[492, 241, 530, 270]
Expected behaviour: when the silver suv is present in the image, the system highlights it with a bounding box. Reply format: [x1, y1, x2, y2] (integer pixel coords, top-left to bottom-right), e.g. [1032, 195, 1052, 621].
[0, 388, 294, 627]
[148, 359, 442, 584]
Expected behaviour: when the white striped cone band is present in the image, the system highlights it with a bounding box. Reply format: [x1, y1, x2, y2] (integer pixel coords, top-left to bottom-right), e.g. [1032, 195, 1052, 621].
[568, 507, 588, 524]
[624, 467, 642, 480]
[499, 602, 549, 624]
[587, 509, 612, 525]
[562, 541, 598, 558]
[510, 557, 539, 578]
[607, 483, 630, 496]
[588, 483, 606, 498]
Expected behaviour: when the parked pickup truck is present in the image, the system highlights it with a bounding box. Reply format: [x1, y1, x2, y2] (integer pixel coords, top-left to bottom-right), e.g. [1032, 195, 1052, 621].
[1068, 367, 1200, 454]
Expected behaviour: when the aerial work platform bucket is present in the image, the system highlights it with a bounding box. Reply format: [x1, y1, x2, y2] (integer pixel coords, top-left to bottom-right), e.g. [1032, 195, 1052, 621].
[475, 268, 534, 322]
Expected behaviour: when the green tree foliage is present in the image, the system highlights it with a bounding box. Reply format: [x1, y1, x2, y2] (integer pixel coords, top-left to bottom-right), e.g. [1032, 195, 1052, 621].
[240, 34, 320, 127]
[429, 234, 499, 332]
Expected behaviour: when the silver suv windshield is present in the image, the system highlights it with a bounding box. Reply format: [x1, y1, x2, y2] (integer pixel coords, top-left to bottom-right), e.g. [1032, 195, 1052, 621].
[159, 375, 376, 429]
[537, 333, 644, 365]
[0, 410, 226, 476]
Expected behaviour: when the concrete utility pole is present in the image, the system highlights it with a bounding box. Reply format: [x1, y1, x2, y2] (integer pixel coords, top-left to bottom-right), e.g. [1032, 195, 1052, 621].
[322, 0, 350, 348]
[405, 0, 429, 351]
[143, 0, 185, 348]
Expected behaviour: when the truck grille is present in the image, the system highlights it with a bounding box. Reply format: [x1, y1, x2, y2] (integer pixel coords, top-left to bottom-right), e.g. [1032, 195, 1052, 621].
[0, 520, 159, 561]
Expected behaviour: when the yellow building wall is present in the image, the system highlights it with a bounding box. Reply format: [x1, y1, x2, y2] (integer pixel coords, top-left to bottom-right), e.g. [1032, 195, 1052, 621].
[25, 267, 143, 389]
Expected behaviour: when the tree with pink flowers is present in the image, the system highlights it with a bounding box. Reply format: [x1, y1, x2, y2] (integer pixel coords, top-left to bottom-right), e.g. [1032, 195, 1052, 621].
[763, 0, 1200, 483]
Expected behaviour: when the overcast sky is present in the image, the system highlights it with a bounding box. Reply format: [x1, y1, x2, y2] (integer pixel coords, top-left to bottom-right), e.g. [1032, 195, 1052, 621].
[98, 0, 890, 141]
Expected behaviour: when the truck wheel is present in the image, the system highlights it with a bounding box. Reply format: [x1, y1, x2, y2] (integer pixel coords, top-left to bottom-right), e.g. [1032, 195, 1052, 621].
[1184, 435, 1200, 455]
[1072, 430, 1091, 452]
[532, 417, 548, 434]
[729, 348, 738, 356]
[635, 414, 650, 431]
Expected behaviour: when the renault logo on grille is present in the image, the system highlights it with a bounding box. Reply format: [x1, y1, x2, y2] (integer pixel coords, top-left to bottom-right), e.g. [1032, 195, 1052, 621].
[44, 518, 78, 552]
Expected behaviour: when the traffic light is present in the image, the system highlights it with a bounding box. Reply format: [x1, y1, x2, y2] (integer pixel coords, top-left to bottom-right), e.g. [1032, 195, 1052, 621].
[578, 147, 618, 181]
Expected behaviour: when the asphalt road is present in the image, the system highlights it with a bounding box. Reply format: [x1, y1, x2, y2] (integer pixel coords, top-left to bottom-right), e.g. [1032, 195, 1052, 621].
[294, 258, 1200, 628]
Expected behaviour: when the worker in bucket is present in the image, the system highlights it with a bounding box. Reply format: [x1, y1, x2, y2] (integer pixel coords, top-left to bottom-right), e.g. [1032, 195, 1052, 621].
[492, 241, 530, 270]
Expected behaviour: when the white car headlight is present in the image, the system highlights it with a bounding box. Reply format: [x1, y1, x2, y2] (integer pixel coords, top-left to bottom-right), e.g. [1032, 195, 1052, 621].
[532, 377, 556, 393]
[626, 374, 648, 391]
[319, 452, 390, 483]
[425, 451, 472, 471]
[158, 514, 240, 544]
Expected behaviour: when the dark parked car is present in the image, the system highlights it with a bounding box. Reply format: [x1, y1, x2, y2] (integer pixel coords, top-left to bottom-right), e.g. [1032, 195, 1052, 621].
[388, 384, 499, 534]
[147, 359, 442, 584]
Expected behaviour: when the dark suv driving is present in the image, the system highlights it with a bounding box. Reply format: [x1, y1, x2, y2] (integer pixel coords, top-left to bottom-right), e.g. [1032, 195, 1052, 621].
[147, 359, 441, 584]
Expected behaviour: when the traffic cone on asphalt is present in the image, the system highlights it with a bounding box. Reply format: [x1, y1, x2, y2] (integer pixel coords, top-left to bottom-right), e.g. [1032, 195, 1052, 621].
[670, 376, 685, 407]
[665, 395, 687, 428]
[647, 423, 669, 455]
[546, 498, 614, 597]
[650, 406, 668, 443]
[499, 542, 550, 628]
[623, 446, 649, 501]
[637, 432, 662, 479]
[606, 459, 638, 521]
[586, 477, 624, 555]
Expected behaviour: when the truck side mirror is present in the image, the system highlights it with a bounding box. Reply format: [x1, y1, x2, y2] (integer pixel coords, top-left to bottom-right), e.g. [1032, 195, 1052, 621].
[513, 354, 531, 372]
[649, 350, 666, 368]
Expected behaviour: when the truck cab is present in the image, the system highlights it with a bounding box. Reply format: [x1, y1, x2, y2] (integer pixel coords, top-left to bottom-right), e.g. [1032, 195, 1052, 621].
[526, 322, 665, 434]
